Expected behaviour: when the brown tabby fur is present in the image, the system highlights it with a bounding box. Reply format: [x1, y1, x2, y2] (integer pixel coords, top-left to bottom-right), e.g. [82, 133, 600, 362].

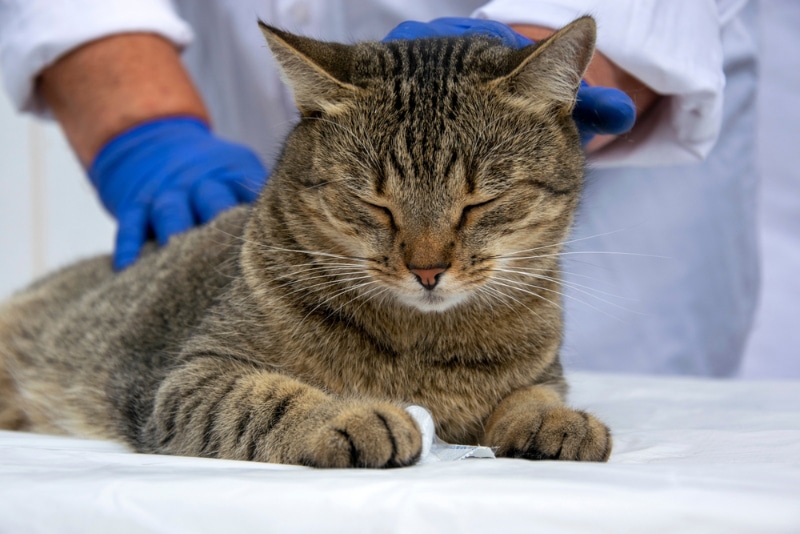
[0, 17, 611, 467]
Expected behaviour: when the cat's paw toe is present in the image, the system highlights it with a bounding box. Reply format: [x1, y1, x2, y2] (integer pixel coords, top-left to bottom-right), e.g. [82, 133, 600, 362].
[306, 402, 422, 468]
[490, 407, 611, 462]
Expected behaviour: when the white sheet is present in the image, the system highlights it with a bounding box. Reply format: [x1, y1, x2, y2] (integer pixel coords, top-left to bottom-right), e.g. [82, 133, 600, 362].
[2, 373, 799, 533]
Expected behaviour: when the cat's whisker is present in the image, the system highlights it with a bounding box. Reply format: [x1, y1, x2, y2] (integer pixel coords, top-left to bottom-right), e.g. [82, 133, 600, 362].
[493, 269, 642, 319]
[482, 281, 548, 323]
[497, 264, 614, 285]
[261, 265, 366, 283]
[272, 270, 368, 287]
[493, 275, 628, 323]
[213, 228, 370, 263]
[268, 263, 367, 277]
[473, 286, 502, 316]
[476, 284, 513, 314]
[278, 275, 374, 300]
[489, 277, 564, 311]
[250, 269, 363, 299]
[497, 250, 671, 261]
[357, 286, 392, 315]
[499, 227, 635, 258]
[336, 283, 388, 316]
[256, 243, 371, 262]
[491, 267, 638, 305]
[263, 261, 367, 271]
[302, 280, 381, 323]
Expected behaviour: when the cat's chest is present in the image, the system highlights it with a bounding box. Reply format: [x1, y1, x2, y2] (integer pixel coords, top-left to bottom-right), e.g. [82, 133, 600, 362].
[290, 330, 547, 443]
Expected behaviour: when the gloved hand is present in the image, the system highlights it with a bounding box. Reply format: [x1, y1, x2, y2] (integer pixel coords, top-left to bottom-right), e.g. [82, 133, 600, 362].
[89, 116, 267, 270]
[383, 17, 636, 144]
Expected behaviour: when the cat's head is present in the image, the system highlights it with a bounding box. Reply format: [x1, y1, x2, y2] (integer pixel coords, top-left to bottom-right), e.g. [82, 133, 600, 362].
[256, 18, 595, 313]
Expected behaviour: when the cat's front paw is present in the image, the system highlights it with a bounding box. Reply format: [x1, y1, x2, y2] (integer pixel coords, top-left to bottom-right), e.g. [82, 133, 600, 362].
[304, 401, 422, 468]
[486, 405, 611, 462]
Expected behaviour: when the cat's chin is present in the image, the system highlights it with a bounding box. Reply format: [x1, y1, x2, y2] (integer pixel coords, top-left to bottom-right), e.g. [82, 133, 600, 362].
[397, 292, 469, 313]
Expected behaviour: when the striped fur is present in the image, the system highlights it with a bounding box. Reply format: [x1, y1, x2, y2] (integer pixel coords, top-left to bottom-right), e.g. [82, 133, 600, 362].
[0, 17, 610, 467]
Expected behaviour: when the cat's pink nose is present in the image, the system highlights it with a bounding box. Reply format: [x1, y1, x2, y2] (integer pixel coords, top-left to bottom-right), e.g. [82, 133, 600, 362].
[409, 265, 448, 290]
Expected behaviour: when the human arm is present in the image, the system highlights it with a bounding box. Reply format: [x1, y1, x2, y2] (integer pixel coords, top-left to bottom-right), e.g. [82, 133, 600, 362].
[38, 33, 267, 270]
[1, 2, 267, 270]
[38, 33, 209, 166]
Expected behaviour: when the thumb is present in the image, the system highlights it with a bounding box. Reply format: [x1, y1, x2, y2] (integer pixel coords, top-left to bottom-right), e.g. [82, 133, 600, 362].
[113, 207, 148, 271]
[574, 86, 636, 136]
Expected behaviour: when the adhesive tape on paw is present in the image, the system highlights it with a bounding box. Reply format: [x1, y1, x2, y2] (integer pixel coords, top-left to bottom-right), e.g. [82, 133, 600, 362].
[405, 405, 435, 459]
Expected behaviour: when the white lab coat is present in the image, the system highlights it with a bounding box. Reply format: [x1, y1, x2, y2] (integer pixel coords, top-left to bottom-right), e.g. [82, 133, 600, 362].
[0, 0, 759, 376]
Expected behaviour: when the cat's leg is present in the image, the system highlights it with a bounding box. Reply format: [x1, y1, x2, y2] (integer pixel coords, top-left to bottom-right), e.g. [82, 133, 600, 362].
[0, 360, 28, 431]
[145, 358, 422, 468]
[483, 385, 611, 462]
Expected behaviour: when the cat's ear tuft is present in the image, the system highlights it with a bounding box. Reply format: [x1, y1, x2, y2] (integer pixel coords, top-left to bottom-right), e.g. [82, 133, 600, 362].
[258, 21, 360, 116]
[497, 16, 596, 114]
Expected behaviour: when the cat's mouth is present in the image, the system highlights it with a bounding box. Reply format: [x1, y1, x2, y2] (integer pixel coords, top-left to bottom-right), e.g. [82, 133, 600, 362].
[397, 290, 469, 313]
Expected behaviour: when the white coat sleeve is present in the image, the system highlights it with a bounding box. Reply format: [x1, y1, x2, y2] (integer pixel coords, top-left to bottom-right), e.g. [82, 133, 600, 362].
[0, 0, 194, 115]
[472, 0, 737, 168]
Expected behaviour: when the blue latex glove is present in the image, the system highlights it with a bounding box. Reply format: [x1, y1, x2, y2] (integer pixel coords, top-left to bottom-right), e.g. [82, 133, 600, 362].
[89, 117, 267, 270]
[383, 17, 636, 144]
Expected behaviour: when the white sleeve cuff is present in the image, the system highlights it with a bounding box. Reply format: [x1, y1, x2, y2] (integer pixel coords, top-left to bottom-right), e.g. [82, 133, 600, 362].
[473, 0, 725, 168]
[0, 0, 194, 115]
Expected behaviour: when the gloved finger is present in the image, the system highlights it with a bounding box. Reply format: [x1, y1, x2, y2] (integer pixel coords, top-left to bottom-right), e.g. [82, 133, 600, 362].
[191, 179, 240, 224]
[383, 18, 533, 48]
[113, 207, 148, 271]
[574, 85, 636, 136]
[428, 17, 534, 47]
[383, 20, 445, 41]
[150, 190, 196, 246]
[203, 139, 267, 203]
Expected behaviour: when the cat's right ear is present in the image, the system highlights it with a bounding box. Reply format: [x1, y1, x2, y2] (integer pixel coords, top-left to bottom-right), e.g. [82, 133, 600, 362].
[495, 16, 596, 115]
[258, 22, 360, 116]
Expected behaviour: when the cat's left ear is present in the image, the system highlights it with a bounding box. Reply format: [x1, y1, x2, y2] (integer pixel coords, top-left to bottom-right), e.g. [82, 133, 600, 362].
[259, 22, 360, 116]
[495, 16, 596, 115]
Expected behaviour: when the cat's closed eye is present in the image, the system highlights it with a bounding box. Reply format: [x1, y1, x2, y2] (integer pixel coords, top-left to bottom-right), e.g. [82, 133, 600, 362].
[362, 200, 397, 229]
[458, 196, 502, 229]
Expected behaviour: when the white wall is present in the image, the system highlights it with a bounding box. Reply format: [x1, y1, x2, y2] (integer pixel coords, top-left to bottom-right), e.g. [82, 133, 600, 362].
[0, 79, 115, 299]
[740, 0, 800, 378]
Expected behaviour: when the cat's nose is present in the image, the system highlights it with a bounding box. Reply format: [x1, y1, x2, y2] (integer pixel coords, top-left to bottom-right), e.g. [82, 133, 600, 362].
[408, 265, 448, 290]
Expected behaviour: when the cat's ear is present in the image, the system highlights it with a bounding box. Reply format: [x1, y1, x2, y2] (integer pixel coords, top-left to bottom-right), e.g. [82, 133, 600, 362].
[496, 16, 596, 114]
[258, 22, 360, 116]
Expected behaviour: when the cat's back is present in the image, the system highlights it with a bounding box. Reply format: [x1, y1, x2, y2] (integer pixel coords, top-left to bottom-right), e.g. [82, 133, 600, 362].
[1, 206, 249, 333]
[0, 207, 250, 434]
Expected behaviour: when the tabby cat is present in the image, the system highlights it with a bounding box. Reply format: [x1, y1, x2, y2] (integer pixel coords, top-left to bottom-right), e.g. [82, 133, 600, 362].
[0, 17, 611, 467]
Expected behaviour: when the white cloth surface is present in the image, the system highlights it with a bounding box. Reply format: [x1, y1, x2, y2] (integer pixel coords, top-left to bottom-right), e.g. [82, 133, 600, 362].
[1, 372, 799, 533]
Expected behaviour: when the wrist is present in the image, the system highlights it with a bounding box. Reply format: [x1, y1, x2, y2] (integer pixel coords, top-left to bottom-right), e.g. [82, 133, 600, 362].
[38, 33, 210, 166]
